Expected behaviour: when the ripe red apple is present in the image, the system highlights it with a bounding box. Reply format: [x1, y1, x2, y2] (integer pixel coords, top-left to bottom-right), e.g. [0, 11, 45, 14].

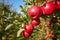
[31, 18, 40, 26]
[28, 6, 42, 19]
[22, 31, 30, 38]
[25, 24, 34, 33]
[54, 1, 60, 9]
[41, 2, 55, 15]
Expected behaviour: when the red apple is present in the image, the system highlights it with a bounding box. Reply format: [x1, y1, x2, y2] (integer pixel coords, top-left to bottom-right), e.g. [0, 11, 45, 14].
[22, 31, 30, 38]
[31, 18, 40, 26]
[41, 2, 55, 15]
[25, 24, 34, 33]
[54, 1, 60, 9]
[28, 6, 42, 19]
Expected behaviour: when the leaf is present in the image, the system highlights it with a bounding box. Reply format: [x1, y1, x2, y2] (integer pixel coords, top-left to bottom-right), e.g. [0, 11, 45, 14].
[5, 24, 13, 30]
[24, 5, 28, 12]
[17, 29, 24, 37]
[20, 5, 24, 12]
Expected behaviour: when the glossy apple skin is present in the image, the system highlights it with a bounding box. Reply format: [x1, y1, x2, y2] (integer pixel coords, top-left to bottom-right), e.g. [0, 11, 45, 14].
[31, 18, 40, 26]
[41, 2, 55, 15]
[28, 6, 42, 19]
[22, 31, 30, 38]
[24, 24, 34, 33]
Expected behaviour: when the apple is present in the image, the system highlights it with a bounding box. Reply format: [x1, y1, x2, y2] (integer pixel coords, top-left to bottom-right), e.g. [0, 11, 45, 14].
[31, 18, 40, 26]
[28, 6, 42, 19]
[47, 21, 51, 25]
[46, 31, 51, 37]
[22, 31, 30, 38]
[54, 0, 60, 9]
[25, 24, 34, 33]
[41, 2, 55, 15]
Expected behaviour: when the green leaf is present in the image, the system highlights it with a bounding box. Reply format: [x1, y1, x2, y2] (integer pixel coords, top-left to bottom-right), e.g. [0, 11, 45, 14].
[20, 5, 24, 12]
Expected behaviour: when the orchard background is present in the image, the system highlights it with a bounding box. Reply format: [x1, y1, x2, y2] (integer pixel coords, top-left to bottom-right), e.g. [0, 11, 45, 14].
[0, 0, 60, 40]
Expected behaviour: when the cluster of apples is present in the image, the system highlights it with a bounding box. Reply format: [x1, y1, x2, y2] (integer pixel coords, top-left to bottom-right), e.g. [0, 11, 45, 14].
[22, 0, 60, 38]
[22, 23, 34, 38]
[46, 27, 55, 39]
[22, 6, 42, 38]
[43, 26, 55, 40]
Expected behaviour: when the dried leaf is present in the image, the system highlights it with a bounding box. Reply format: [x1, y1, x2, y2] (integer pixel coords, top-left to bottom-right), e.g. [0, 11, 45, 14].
[5, 24, 13, 30]
[17, 29, 24, 37]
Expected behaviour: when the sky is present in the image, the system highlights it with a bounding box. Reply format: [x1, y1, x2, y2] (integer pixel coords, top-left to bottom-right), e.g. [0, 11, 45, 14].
[0, 0, 26, 13]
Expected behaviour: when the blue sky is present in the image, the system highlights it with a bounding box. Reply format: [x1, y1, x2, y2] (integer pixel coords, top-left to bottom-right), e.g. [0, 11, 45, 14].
[0, 0, 26, 13]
